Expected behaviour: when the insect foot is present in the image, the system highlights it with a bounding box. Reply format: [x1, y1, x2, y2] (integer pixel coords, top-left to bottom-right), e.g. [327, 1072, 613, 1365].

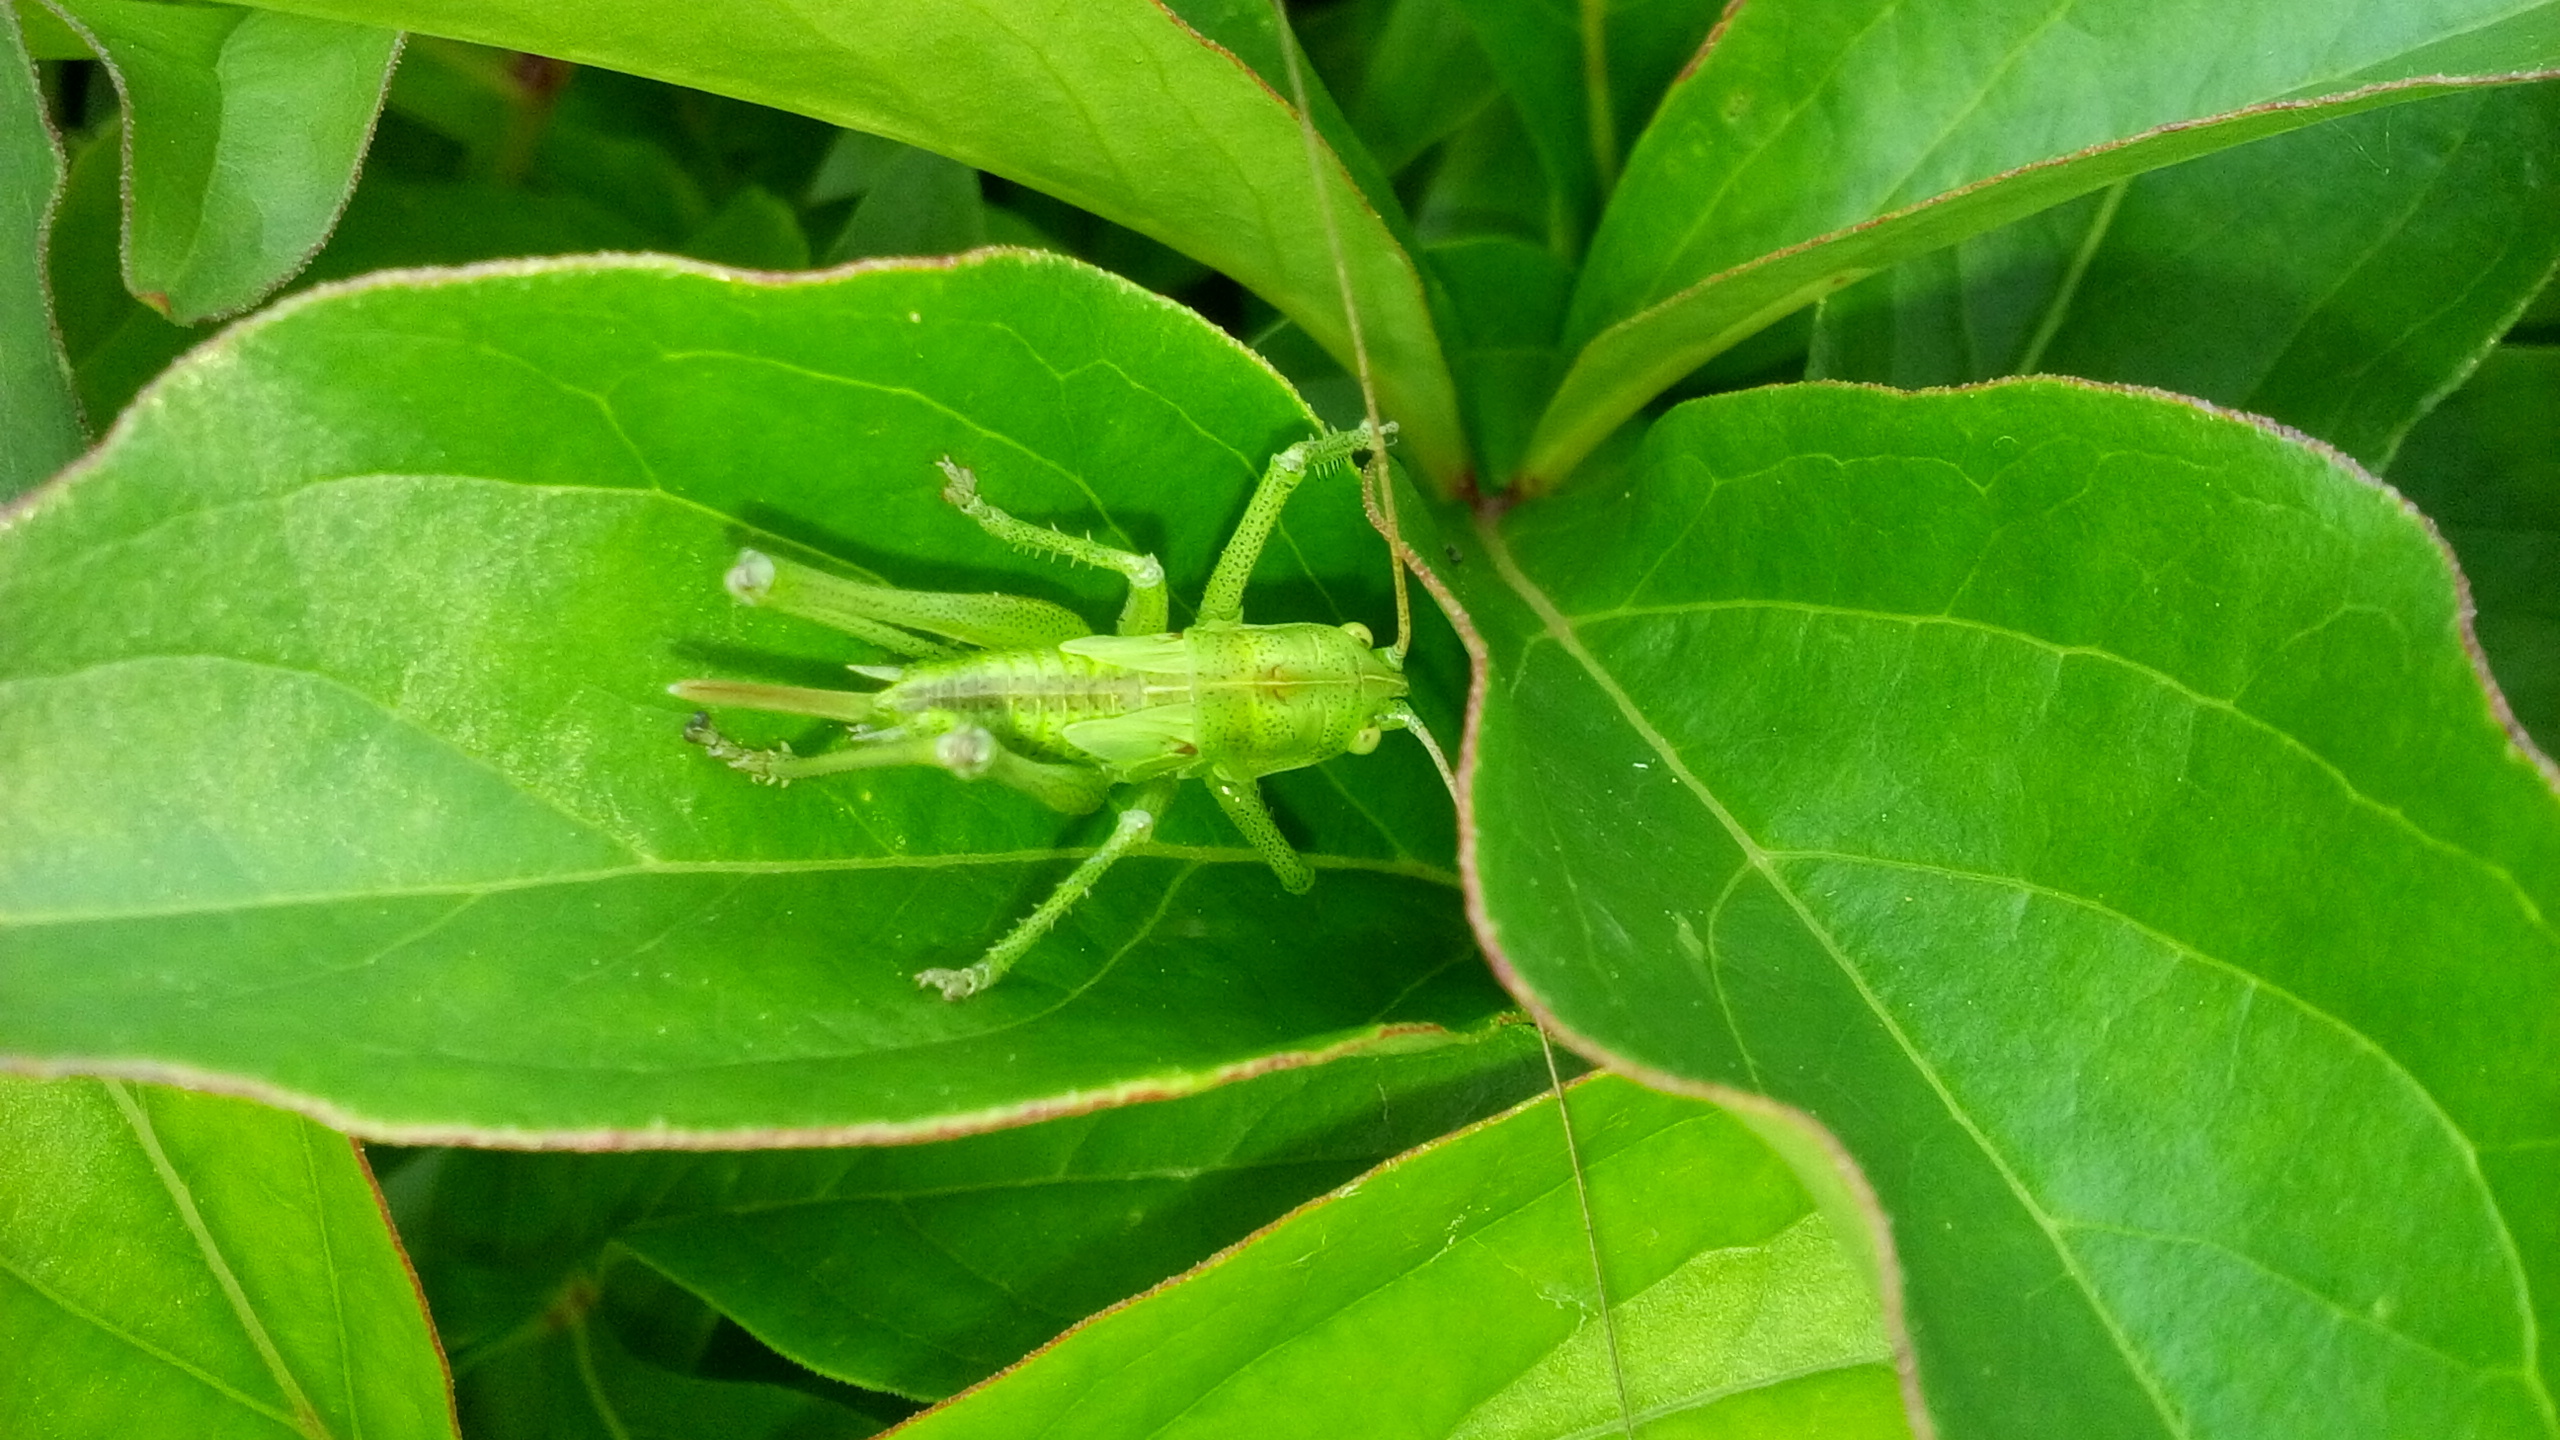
[914, 961, 996, 1002]
[934, 455, 981, 509]
[933, 726, 998, 780]
[682, 712, 795, 786]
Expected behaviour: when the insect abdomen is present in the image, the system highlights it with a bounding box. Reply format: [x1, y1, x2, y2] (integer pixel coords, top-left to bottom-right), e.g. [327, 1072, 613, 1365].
[880, 648, 1159, 758]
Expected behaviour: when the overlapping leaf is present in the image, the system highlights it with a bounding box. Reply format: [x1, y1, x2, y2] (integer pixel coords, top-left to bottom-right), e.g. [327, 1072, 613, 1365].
[1527, 0, 2560, 484]
[0, 251, 1501, 1143]
[44, 0, 398, 321]
[0, 3, 78, 497]
[1447, 380, 2560, 1437]
[1810, 84, 2560, 469]
[406, 1031, 1556, 1401]
[901, 1075, 1910, 1440]
[222, 0, 1468, 482]
[2392, 345, 2560, 752]
[0, 1076, 456, 1438]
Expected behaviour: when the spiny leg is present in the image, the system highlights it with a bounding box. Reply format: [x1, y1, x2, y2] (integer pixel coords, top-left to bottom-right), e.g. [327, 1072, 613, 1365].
[917, 777, 1180, 1001]
[683, 717, 1112, 813]
[1197, 422, 1393, 626]
[1205, 773, 1313, 894]
[937, 458, 1169, 636]
[729, 548, 1090, 651]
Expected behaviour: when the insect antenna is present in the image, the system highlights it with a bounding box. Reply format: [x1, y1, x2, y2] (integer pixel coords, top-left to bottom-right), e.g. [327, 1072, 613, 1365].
[1266, 5, 1414, 670]
[1266, 7, 1633, 1431]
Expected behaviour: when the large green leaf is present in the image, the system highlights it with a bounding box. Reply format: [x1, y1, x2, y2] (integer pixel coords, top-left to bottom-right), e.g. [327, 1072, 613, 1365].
[0, 2, 80, 497]
[1527, 0, 2560, 485]
[1809, 84, 2560, 469]
[0, 251, 1502, 1142]
[407, 1030, 1554, 1401]
[0, 1076, 456, 1438]
[2391, 344, 2560, 753]
[224, 0, 1469, 484]
[1446, 380, 2560, 1436]
[900, 1074, 1910, 1439]
[44, 0, 399, 322]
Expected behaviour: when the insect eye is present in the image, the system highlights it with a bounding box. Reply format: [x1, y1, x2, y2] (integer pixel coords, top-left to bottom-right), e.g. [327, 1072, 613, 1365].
[1341, 622, 1373, 646]
[1350, 726, 1382, 754]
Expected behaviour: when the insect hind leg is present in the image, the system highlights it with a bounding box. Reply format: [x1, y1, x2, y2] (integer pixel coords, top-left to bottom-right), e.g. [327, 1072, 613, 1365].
[1197, 422, 1393, 626]
[683, 717, 1111, 814]
[918, 777, 1178, 1000]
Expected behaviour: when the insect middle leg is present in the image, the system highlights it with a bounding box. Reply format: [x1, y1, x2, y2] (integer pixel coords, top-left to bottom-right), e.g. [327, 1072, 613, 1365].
[1205, 773, 1314, 894]
[937, 458, 1169, 636]
[916, 777, 1181, 1001]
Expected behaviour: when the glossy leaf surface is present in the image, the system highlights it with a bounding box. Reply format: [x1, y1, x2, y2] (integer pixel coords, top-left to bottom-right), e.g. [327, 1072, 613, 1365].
[1810, 85, 2560, 469]
[1449, 380, 2560, 1437]
[2392, 344, 2560, 753]
[48, 0, 398, 322]
[223, 0, 1468, 482]
[1530, 0, 2560, 484]
[409, 1030, 1555, 1400]
[901, 1074, 1909, 1440]
[0, 252, 1503, 1144]
[0, 1076, 456, 1438]
[0, 3, 78, 497]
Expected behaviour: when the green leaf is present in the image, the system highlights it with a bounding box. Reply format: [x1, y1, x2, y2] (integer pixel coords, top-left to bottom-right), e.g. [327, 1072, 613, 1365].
[1447, 379, 2560, 1436]
[0, 251, 1504, 1143]
[1428, 235, 1572, 484]
[896, 1074, 1908, 1439]
[443, 1261, 892, 1440]
[1449, 0, 1719, 249]
[408, 1029, 1555, 1400]
[2391, 344, 2560, 755]
[1332, 0, 1499, 175]
[225, 0, 1470, 485]
[459, 1312, 888, 1440]
[685, 183, 809, 271]
[822, 145, 982, 265]
[0, 2, 81, 497]
[12, 0, 87, 59]
[0, 1076, 456, 1438]
[46, 0, 399, 322]
[1809, 84, 2560, 469]
[1529, 0, 2560, 486]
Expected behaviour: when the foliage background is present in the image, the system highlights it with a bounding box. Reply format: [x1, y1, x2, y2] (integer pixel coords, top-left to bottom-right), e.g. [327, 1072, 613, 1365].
[4, 1, 2559, 1436]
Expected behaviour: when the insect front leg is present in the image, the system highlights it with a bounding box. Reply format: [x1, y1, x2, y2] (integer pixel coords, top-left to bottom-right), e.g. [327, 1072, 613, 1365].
[936, 458, 1169, 636]
[917, 777, 1180, 1001]
[1196, 422, 1392, 626]
[1204, 773, 1314, 894]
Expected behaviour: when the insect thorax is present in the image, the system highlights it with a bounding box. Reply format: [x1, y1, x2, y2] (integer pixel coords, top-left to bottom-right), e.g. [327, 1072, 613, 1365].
[1185, 623, 1407, 779]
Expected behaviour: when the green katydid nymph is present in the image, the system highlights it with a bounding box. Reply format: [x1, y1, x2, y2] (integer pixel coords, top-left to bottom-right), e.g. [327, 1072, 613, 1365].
[669, 422, 1455, 1000]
